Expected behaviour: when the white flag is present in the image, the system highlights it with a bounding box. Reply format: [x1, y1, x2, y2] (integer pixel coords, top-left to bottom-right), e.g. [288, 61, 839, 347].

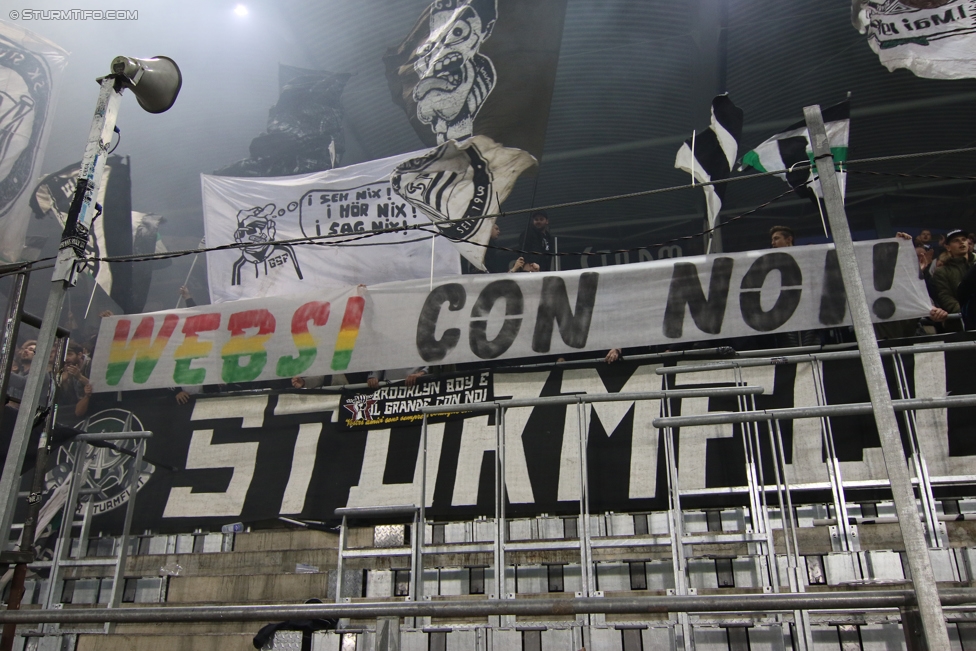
[202, 150, 462, 304]
[392, 135, 536, 271]
[0, 21, 68, 262]
[853, 0, 976, 79]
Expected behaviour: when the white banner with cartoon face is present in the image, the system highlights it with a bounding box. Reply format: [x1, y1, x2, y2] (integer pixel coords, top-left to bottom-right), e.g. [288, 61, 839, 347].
[202, 150, 462, 303]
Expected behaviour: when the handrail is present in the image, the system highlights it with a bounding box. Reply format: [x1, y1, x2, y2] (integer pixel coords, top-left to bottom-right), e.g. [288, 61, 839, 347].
[0, 589, 973, 624]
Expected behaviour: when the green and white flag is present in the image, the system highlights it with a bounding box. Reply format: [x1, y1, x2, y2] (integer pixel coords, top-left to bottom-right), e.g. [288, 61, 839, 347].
[739, 101, 849, 203]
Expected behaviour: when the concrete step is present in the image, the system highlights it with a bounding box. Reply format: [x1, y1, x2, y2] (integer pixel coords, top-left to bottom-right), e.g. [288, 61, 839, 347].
[232, 529, 338, 552]
[125, 548, 338, 578]
[76, 632, 255, 651]
[166, 572, 333, 604]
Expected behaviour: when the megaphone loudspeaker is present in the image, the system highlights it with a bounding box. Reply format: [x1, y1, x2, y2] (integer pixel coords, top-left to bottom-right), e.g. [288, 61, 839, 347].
[111, 56, 182, 114]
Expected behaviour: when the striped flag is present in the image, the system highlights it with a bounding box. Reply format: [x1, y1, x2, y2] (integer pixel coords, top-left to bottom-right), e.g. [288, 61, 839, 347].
[674, 94, 744, 242]
[739, 100, 850, 203]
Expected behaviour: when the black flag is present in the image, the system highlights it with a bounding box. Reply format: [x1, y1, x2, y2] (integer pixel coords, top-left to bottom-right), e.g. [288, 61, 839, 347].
[30, 155, 145, 313]
[384, 0, 567, 162]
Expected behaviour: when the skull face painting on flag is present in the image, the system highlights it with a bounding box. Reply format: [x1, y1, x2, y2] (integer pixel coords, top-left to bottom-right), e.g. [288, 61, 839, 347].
[411, 0, 498, 143]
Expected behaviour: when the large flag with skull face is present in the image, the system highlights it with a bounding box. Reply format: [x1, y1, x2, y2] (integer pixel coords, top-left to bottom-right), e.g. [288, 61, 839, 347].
[384, 0, 567, 162]
[0, 21, 67, 262]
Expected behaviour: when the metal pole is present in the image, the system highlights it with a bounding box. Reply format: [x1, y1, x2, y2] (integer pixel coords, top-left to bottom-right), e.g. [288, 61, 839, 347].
[2, 589, 971, 624]
[45, 439, 90, 611]
[334, 515, 347, 604]
[493, 406, 502, 602]
[106, 435, 148, 630]
[576, 401, 590, 597]
[498, 407, 507, 599]
[0, 271, 29, 432]
[0, 76, 124, 548]
[0, 338, 62, 651]
[651, 393, 976, 427]
[804, 104, 949, 650]
[413, 414, 428, 603]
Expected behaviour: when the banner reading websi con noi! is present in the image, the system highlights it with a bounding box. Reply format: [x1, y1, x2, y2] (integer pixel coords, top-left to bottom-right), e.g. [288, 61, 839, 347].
[90, 239, 930, 393]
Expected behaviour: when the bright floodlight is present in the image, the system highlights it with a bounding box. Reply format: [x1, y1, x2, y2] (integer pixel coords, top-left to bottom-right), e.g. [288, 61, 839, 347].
[234, 4, 249, 16]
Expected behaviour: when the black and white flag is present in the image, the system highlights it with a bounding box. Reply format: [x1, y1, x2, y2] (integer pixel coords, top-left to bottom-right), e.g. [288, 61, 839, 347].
[30, 155, 152, 313]
[384, 0, 566, 162]
[739, 100, 850, 204]
[674, 94, 744, 249]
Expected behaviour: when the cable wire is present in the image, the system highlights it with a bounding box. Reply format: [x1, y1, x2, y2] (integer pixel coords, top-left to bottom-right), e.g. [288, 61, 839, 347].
[4, 144, 975, 277]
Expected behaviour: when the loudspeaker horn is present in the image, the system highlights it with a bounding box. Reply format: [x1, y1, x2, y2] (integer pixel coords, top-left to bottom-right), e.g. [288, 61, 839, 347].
[110, 56, 182, 114]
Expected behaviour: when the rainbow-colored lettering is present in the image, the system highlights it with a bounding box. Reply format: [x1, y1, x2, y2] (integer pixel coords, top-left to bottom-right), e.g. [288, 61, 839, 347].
[276, 301, 330, 377]
[331, 296, 365, 370]
[173, 313, 221, 385]
[221, 309, 276, 383]
[105, 315, 179, 385]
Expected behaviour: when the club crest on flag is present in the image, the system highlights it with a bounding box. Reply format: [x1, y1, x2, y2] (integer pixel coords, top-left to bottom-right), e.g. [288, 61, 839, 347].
[391, 135, 535, 270]
[45, 408, 154, 515]
[0, 40, 42, 213]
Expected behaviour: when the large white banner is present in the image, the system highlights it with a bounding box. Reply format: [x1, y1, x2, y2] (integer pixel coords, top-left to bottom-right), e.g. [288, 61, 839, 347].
[0, 21, 67, 262]
[91, 239, 931, 392]
[202, 150, 462, 303]
[854, 0, 976, 79]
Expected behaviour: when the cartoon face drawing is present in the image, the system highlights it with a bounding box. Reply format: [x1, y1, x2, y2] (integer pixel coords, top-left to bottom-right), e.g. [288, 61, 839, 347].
[235, 204, 277, 262]
[412, 0, 497, 142]
[231, 204, 303, 285]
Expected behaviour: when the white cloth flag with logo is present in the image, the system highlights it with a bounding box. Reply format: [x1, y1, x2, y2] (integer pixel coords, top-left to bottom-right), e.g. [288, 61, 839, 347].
[202, 150, 462, 303]
[0, 21, 67, 262]
[853, 0, 976, 79]
[392, 135, 536, 271]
